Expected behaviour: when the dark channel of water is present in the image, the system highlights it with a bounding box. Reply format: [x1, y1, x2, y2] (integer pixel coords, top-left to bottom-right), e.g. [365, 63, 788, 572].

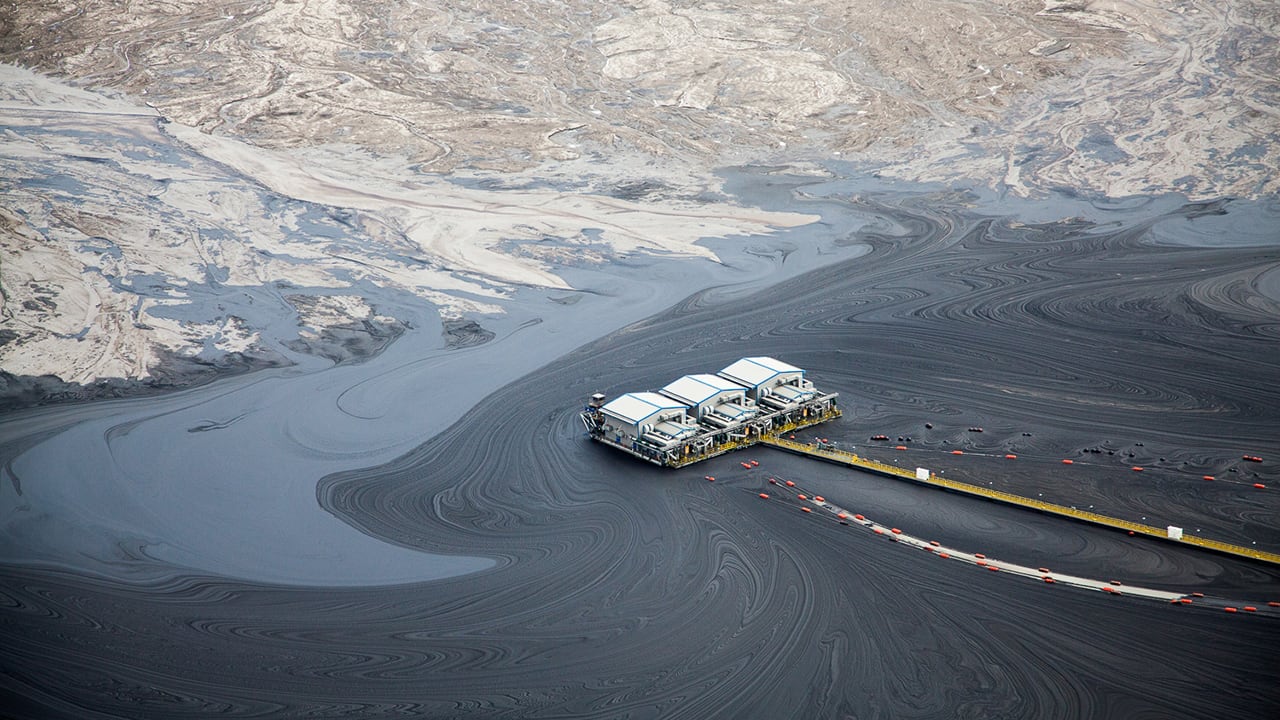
[3, 172, 1279, 718]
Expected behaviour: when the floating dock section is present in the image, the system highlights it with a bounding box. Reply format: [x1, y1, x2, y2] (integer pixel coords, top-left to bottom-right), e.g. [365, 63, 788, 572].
[581, 357, 839, 467]
[760, 436, 1280, 566]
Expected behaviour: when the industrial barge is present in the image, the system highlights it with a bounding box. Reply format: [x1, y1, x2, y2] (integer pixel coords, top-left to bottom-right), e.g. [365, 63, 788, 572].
[580, 356, 840, 467]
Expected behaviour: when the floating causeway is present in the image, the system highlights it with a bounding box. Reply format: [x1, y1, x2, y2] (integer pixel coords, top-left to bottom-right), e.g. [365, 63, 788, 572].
[760, 435, 1280, 566]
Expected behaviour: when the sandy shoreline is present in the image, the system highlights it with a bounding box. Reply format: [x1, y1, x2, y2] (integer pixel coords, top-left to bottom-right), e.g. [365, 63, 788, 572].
[0, 155, 876, 587]
[6, 0, 1275, 198]
[5, 0, 1279, 397]
[0, 63, 819, 406]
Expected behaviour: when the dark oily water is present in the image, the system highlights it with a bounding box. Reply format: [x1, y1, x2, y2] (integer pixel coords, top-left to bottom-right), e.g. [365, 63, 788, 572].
[3, 179, 1279, 718]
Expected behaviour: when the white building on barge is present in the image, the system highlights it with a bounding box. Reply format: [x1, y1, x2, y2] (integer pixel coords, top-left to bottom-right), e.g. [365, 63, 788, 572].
[581, 356, 840, 467]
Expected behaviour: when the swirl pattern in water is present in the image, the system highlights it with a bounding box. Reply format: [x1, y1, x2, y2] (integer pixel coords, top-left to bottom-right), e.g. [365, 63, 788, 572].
[3, 187, 1279, 718]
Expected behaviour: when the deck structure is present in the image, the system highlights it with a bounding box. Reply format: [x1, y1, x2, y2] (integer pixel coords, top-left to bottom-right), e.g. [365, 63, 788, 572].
[581, 357, 840, 467]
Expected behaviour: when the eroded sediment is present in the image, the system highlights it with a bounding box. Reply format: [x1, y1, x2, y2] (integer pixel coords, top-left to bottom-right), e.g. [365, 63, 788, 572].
[0, 64, 812, 397]
[4, 0, 1274, 196]
[3, 0, 1278, 392]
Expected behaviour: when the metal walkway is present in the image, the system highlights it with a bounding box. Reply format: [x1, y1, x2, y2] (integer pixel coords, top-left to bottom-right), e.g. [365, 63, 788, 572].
[759, 435, 1280, 566]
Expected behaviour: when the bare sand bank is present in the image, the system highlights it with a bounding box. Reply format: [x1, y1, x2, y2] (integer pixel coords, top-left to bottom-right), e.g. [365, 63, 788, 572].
[4, 0, 1274, 199]
[1, 63, 815, 402]
[4, 0, 1278, 394]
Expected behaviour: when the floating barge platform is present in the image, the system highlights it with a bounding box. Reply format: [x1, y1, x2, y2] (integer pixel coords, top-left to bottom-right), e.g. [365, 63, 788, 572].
[580, 357, 840, 467]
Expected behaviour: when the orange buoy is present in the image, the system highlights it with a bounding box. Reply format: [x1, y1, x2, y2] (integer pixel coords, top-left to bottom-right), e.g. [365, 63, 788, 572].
[837, 513, 847, 520]
[789, 434, 796, 439]
[1128, 531, 1134, 536]
[750, 459, 759, 467]
[1062, 459, 1074, 465]
[1269, 601, 1280, 607]
[1254, 483, 1266, 489]
[1038, 567, 1051, 574]
[758, 493, 770, 499]
[785, 480, 795, 487]
[706, 476, 715, 482]
[988, 566, 999, 572]
[814, 496, 825, 503]
[1243, 455, 1263, 462]
[1110, 580, 1122, 586]
[976, 560, 987, 566]
[1203, 475, 1215, 481]
[1180, 598, 1192, 604]
[1225, 607, 1238, 613]
[1244, 606, 1257, 612]
[924, 546, 934, 552]
[769, 478, 778, 485]
[974, 553, 986, 559]
[1043, 577, 1055, 584]
[854, 514, 865, 521]
[797, 494, 808, 501]
[938, 552, 950, 559]
[1102, 587, 1114, 593]
[895, 445, 908, 451]
[802, 507, 812, 513]
[1004, 454, 1017, 460]
[1131, 466, 1144, 472]
[891, 528, 902, 534]
[740, 462, 751, 469]
[873, 528, 884, 535]
[951, 450, 964, 455]
[1192, 592, 1205, 598]
[930, 541, 941, 547]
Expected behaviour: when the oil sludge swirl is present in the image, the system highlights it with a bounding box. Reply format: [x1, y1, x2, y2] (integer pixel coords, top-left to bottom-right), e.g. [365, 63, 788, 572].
[3, 187, 1279, 718]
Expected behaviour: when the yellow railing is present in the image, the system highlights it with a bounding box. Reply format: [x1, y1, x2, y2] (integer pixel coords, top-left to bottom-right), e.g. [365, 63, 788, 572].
[1180, 535, 1280, 563]
[770, 408, 843, 438]
[759, 435, 1280, 565]
[667, 408, 843, 468]
[669, 436, 756, 467]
